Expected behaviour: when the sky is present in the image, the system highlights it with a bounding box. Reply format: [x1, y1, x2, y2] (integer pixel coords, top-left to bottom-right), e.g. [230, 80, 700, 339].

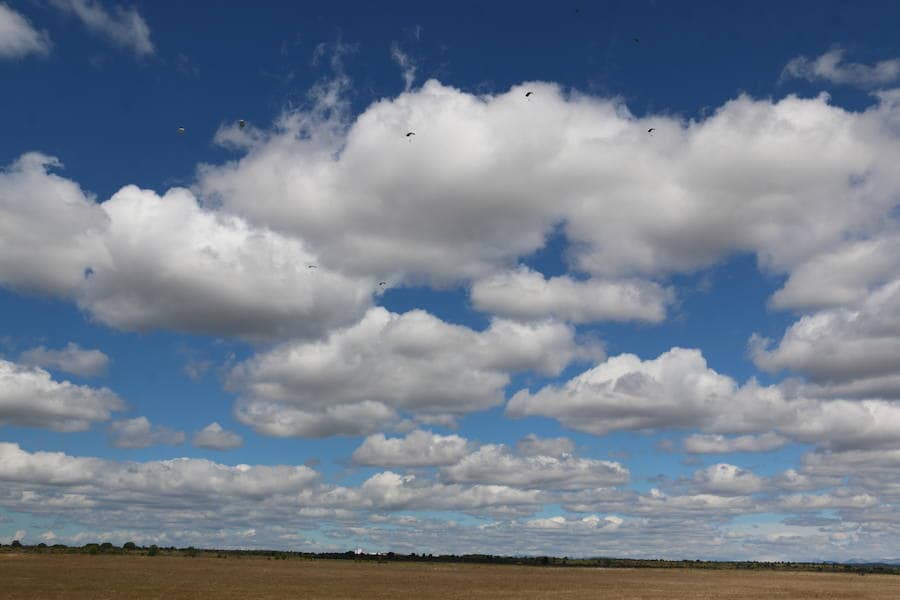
[2, 0, 900, 561]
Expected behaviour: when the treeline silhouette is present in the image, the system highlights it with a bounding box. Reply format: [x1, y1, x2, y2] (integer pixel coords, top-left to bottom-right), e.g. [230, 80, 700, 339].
[2, 541, 898, 575]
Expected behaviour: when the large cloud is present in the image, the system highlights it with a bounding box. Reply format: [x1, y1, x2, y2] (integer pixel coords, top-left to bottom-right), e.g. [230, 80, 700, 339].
[0, 155, 374, 340]
[79, 185, 372, 340]
[0, 154, 108, 296]
[507, 347, 900, 451]
[769, 232, 900, 312]
[508, 348, 739, 435]
[0, 358, 123, 431]
[0, 442, 317, 500]
[198, 81, 900, 285]
[228, 307, 580, 436]
[754, 278, 900, 398]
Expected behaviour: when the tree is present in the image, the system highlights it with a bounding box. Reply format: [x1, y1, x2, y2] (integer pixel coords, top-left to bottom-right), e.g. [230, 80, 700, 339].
[123, 542, 137, 551]
[11, 540, 22, 548]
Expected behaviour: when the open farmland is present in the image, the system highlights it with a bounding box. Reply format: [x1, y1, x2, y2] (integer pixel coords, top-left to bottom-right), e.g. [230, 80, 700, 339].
[2, 554, 899, 599]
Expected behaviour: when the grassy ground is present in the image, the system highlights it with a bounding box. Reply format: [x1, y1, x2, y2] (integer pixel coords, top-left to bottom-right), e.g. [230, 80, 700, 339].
[2, 553, 899, 599]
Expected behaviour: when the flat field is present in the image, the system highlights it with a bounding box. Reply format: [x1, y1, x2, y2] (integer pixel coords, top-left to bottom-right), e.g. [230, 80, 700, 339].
[2, 553, 899, 599]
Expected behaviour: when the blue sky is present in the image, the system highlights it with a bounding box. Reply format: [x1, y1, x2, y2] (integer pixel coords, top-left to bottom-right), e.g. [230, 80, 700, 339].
[2, 0, 900, 560]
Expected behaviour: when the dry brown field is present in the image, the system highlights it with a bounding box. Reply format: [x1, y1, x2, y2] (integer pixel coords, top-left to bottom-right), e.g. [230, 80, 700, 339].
[1, 553, 899, 599]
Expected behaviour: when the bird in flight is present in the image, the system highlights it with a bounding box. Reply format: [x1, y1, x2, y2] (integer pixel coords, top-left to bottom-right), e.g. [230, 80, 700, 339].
[238, 119, 246, 129]
[647, 128, 656, 134]
[406, 131, 415, 137]
[525, 91, 533, 98]
[378, 281, 387, 287]
[177, 127, 185, 135]
[633, 37, 640, 43]
[307, 264, 318, 269]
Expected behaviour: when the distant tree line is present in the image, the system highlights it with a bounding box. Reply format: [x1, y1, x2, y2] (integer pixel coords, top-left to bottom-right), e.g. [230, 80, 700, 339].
[1, 541, 897, 575]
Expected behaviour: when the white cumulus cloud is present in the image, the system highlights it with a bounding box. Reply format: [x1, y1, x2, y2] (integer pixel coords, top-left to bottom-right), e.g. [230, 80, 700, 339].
[198, 81, 900, 287]
[0, 441, 318, 500]
[19, 342, 109, 377]
[193, 422, 243, 450]
[0, 358, 122, 431]
[470, 266, 671, 323]
[691, 463, 766, 496]
[228, 307, 580, 437]
[352, 430, 470, 467]
[683, 433, 787, 454]
[508, 347, 900, 452]
[516, 434, 575, 458]
[440, 444, 628, 490]
[754, 278, 900, 396]
[107, 417, 185, 449]
[0, 153, 108, 297]
[0, 155, 375, 341]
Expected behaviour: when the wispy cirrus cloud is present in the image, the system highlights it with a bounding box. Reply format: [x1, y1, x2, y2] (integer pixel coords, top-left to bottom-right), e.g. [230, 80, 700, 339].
[390, 42, 417, 91]
[0, 3, 51, 59]
[50, 0, 153, 57]
[782, 48, 900, 87]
